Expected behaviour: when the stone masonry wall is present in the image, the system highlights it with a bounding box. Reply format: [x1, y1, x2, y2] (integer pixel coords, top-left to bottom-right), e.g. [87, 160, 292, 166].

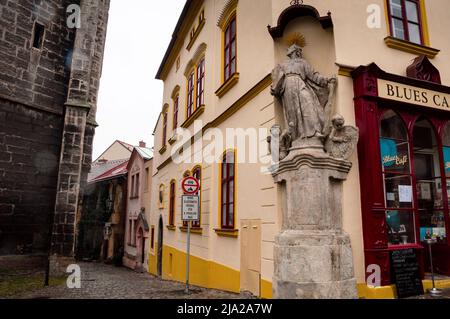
[0, 0, 78, 254]
[0, 0, 110, 257]
[0, 0, 78, 112]
[0, 98, 62, 254]
[50, 0, 110, 260]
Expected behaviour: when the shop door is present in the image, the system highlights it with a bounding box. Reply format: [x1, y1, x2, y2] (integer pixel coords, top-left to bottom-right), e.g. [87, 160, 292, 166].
[240, 219, 261, 296]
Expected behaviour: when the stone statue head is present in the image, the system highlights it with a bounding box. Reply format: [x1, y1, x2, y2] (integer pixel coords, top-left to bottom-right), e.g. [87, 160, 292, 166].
[287, 44, 302, 59]
[331, 114, 345, 129]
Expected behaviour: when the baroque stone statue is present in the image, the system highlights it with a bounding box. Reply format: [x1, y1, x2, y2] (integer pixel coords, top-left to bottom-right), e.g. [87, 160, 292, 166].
[270, 40, 358, 299]
[271, 44, 336, 147]
[270, 43, 359, 161]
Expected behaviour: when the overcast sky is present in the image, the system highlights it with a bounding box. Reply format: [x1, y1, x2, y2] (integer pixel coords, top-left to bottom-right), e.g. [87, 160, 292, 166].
[93, 0, 185, 159]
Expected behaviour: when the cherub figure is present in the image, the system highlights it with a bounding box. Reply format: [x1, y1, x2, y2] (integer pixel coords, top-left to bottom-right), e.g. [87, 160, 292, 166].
[324, 114, 359, 160]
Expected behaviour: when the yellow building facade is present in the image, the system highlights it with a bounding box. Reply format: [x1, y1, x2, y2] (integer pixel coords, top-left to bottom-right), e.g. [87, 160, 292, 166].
[149, 0, 450, 299]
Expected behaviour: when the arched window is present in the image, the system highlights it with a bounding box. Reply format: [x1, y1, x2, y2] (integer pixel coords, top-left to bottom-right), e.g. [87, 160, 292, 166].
[196, 58, 205, 107]
[187, 72, 195, 118]
[162, 108, 168, 147]
[414, 118, 446, 243]
[169, 180, 176, 226]
[380, 110, 415, 246]
[173, 94, 179, 130]
[442, 122, 450, 178]
[223, 16, 236, 82]
[442, 123, 450, 242]
[220, 150, 236, 229]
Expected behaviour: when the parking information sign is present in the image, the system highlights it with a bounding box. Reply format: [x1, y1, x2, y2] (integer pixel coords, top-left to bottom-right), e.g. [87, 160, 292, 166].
[182, 195, 200, 221]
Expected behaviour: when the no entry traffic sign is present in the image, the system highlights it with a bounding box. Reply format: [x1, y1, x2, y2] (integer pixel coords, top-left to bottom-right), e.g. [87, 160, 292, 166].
[181, 177, 200, 195]
[182, 195, 200, 221]
[181, 176, 200, 294]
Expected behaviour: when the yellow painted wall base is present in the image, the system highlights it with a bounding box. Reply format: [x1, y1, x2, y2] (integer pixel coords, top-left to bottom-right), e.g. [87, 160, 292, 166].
[148, 244, 241, 294]
[148, 244, 276, 298]
[261, 279, 273, 299]
[151, 247, 450, 299]
[358, 279, 450, 299]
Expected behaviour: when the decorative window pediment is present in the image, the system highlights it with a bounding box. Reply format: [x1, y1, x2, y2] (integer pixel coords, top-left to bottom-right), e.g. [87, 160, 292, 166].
[217, 0, 238, 29]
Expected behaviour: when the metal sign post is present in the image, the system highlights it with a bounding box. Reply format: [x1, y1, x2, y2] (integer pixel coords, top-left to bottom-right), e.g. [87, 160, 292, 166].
[185, 220, 191, 294]
[181, 179, 200, 294]
[426, 238, 442, 296]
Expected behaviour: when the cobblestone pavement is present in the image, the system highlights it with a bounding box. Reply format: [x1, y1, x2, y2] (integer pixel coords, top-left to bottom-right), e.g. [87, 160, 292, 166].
[9, 262, 253, 299]
[409, 289, 450, 299]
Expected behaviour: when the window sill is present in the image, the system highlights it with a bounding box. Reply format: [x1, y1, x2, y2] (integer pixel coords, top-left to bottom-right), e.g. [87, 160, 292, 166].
[186, 18, 206, 51]
[384, 36, 440, 59]
[215, 73, 239, 98]
[159, 145, 167, 155]
[181, 105, 205, 128]
[168, 134, 178, 145]
[179, 226, 203, 235]
[214, 228, 239, 238]
[166, 225, 176, 231]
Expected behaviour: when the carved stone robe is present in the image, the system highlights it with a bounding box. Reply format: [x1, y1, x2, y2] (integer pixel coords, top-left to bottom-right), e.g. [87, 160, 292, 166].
[272, 58, 330, 140]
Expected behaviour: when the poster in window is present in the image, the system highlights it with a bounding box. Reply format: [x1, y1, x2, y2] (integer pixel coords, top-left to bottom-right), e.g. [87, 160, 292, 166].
[380, 138, 397, 168]
[387, 192, 395, 201]
[418, 182, 432, 200]
[444, 147, 450, 173]
[399, 185, 412, 203]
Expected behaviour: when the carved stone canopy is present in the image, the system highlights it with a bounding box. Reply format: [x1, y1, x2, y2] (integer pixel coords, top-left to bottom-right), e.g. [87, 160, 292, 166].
[406, 55, 441, 84]
[267, 4, 332, 39]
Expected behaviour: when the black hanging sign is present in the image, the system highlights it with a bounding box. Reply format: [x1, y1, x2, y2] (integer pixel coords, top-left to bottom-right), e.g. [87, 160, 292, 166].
[390, 249, 424, 298]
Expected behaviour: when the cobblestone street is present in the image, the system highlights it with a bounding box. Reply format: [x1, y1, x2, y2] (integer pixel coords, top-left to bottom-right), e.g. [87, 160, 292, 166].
[9, 262, 252, 299]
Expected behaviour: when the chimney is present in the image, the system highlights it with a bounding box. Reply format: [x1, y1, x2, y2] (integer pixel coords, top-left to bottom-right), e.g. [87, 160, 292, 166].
[139, 141, 146, 148]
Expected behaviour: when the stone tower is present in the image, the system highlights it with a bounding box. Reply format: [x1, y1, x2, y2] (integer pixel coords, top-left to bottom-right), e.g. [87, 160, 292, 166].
[0, 0, 110, 269]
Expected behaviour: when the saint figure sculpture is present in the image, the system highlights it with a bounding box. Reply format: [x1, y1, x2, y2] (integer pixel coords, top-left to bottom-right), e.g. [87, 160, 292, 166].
[271, 44, 336, 143]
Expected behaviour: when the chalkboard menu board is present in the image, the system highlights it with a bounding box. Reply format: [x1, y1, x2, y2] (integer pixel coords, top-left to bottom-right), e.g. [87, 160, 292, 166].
[390, 249, 424, 298]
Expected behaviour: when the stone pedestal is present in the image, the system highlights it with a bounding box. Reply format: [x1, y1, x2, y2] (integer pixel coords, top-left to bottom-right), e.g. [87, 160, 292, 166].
[272, 148, 358, 299]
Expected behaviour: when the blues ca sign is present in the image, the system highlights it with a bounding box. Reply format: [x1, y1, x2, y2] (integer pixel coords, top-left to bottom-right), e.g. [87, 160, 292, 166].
[378, 79, 450, 110]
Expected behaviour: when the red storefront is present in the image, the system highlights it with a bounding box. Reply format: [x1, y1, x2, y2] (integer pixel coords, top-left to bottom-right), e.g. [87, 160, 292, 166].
[352, 56, 450, 286]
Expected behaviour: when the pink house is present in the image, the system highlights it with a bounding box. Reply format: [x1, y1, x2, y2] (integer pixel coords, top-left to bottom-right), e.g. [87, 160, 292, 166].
[122, 142, 153, 271]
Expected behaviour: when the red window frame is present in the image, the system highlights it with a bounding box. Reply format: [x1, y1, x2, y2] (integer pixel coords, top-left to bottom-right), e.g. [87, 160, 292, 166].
[169, 181, 176, 226]
[196, 58, 205, 108]
[187, 72, 195, 118]
[220, 151, 235, 229]
[224, 17, 236, 82]
[378, 109, 450, 248]
[353, 64, 450, 284]
[386, 0, 424, 44]
[162, 111, 167, 147]
[173, 95, 179, 130]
